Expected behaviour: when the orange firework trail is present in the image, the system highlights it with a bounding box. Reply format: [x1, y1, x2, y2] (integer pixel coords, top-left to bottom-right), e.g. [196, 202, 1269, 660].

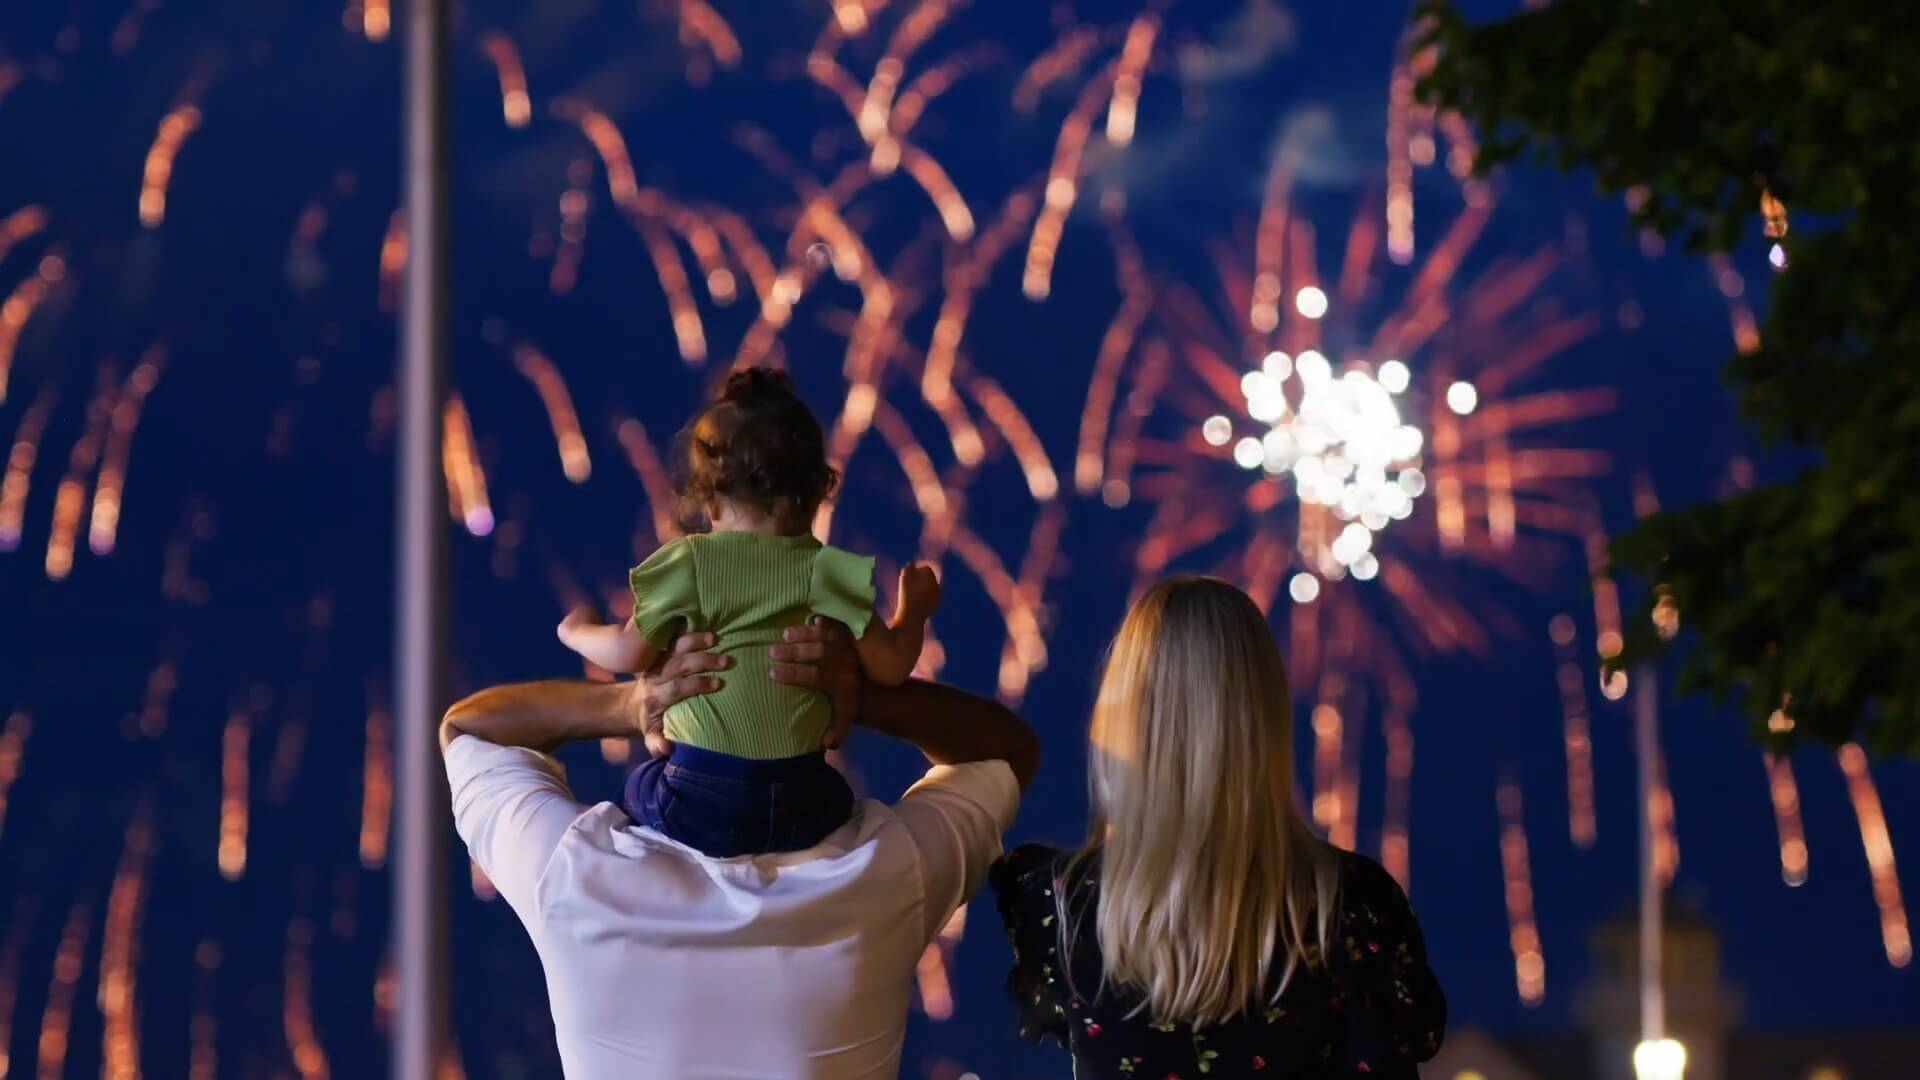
[0, 204, 49, 264]
[512, 344, 591, 482]
[1386, 59, 1415, 265]
[441, 395, 494, 536]
[218, 696, 252, 881]
[1550, 614, 1597, 848]
[1586, 529, 1628, 701]
[100, 803, 156, 1080]
[139, 105, 202, 228]
[969, 375, 1059, 501]
[855, 0, 952, 149]
[1837, 744, 1912, 968]
[360, 681, 391, 868]
[378, 209, 406, 314]
[283, 919, 331, 1079]
[1708, 252, 1761, 355]
[479, 33, 532, 128]
[923, 186, 1038, 410]
[1103, 15, 1158, 148]
[1100, 337, 1172, 507]
[0, 381, 59, 549]
[1497, 775, 1546, 1006]
[947, 527, 1047, 698]
[1764, 753, 1808, 887]
[550, 158, 592, 295]
[897, 147, 975, 241]
[1012, 26, 1100, 112]
[0, 252, 63, 404]
[678, 0, 742, 71]
[139, 658, 176, 738]
[0, 896, 36, 1078]
[552, 98, 710, 364]
[46, 363, 118, 581]
[1073, 231, 1151, 494]
[189, 942, 220, 1080]
[88, 349, 165, 555]
[870, 402, 949, 519]
[614, 415, 680, 546]
[0, 710, 28, 841]
[37, 900, 95, 1080]
[1022, 64, 1115, 301]
[710, 209, 777, 308]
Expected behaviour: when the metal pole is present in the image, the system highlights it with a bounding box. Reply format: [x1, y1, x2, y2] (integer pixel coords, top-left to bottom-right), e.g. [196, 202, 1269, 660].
[1635, 662, 1664, 1044]
[394, 0, 451, 1077]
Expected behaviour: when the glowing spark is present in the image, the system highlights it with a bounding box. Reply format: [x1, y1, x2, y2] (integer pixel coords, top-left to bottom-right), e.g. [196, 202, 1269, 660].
[100, 803, 156, 1080]
[1445, 380, 1479, 415]
[284, 919, 330, 1078]
[37, 900, 94, 1080]
[1837, 744, 1911, 967]
[1289, 572, 1320, 604]
[1769, 243, 1788, 271]
[47, 365, 118, 580]
[870, 403, 948, 518]
[89, 350, 165, 555]
[1764, 754, 1808, 887]
[442, 395, 494, 536]
[0, 253, 62, 403]
[219, 696, 252, 880]
[858, 1, 950, 147]
[1551, 623, 1597, 849]
[363, 0, 390, 42]
[139, 105, 202, 227]
[513, 344, 591, 482]
[1013, 27, 1099, 112]
[832, 0, 870, 35]
[0, 204, 49, 265]
[1024, 65, 1115, 300]
[0, 711, 28, 840]
[1249, 154, 1293, 334]
[1103, 16, 1159, 148]
[551, 160, 592, 295]
[1, 381, 58, 548]
[1497, 776, 1546, 1006]
[479, 34, 532, 128]
[971, 375, 1059, 501]
[1295, 285, 1328, 320]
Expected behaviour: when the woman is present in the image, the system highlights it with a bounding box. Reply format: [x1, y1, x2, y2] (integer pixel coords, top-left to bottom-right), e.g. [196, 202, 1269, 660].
[993, 577, 1445, 1077]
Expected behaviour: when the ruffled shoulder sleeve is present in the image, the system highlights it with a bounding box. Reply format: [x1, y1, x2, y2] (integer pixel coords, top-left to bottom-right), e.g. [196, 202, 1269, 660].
[1332, 852, 1447, 1073]
[628, 538, 699, 648]
[990, 843, 1073, 1048]
[808, 544, 877, 638]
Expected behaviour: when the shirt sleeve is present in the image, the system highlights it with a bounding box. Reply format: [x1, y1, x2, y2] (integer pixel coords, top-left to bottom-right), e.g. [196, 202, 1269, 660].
[892, 760, 1021, 942]
[1334, 854, 1447, 1073]
[444, 734, 588, 921]
[990, 844, 1072, 1047]
[629, 537, 699, 648]
[808, 545, 877, 638]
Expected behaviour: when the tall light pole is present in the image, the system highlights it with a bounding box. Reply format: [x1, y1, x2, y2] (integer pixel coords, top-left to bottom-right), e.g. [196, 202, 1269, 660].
[393, 0, 451, 1077]
[1634, 662, 1685, 1080]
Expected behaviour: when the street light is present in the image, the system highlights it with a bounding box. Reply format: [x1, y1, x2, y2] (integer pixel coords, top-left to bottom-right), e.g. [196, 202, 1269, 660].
[1633, 1037, 1687, 1080]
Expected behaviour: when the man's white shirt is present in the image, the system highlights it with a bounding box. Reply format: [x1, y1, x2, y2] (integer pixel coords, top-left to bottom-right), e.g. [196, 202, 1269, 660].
[444, 735, 1020, 1079]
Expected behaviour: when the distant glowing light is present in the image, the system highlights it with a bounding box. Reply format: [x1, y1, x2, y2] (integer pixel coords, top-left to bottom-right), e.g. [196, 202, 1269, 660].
[1446, 380, 1479, 415]
[1262, 350, 1292, 378]
[1351, 552, 1380, 581]
[1289, 572, 1321, 604]
[1202, 415, 1233, 447]
[1377, 359, 1411, 394]
[1633, 1038, 1687, 1080]
[1770, 243, 1788, 271]
[1295, 286, 1328, 320]
[1232, 437, 1263, 470]
[1295, 350, 1331, 384]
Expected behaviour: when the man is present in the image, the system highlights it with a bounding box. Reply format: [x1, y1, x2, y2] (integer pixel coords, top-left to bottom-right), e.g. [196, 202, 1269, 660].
[440, 620, 1039, 1078]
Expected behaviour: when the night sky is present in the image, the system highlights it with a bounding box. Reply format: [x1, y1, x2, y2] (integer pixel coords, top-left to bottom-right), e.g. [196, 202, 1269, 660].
[2, 1, 1916, 1077]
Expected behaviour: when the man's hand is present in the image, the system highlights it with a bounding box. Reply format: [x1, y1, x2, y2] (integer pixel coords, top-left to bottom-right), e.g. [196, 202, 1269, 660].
[634, 632, 729, 758]
[768, 618, 862, 750]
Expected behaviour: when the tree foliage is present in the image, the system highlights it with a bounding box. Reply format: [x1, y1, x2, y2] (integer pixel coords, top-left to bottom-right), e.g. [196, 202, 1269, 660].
[1416, 0, 1920, 755]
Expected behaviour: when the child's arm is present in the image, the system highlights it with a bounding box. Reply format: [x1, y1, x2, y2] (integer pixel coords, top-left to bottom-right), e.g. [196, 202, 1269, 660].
[557, 605, 665, 675]
[853, 563, 941, 686]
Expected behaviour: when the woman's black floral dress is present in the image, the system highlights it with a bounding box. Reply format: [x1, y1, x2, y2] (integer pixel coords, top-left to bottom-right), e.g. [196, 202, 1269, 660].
[992, 844, 1445, 1078]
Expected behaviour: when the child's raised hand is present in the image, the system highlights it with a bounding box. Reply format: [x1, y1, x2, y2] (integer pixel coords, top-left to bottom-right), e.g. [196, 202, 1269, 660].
[898, 562, 942, 618]
[557, 603, 602, 644]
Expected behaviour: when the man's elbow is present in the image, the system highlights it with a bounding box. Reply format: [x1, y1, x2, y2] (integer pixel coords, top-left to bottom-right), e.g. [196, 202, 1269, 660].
[439, 695, 480, 752]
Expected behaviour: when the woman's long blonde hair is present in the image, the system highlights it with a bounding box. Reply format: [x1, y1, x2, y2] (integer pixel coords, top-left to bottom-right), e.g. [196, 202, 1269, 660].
[1072, 576, 1339, 1026]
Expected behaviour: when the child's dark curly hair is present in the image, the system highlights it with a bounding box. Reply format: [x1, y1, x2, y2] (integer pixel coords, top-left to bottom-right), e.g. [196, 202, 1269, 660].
[674, 366, 839, 532]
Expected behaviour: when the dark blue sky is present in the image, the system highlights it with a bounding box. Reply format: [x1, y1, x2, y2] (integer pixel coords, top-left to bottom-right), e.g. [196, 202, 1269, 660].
[1, 1, 1914, 1077]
